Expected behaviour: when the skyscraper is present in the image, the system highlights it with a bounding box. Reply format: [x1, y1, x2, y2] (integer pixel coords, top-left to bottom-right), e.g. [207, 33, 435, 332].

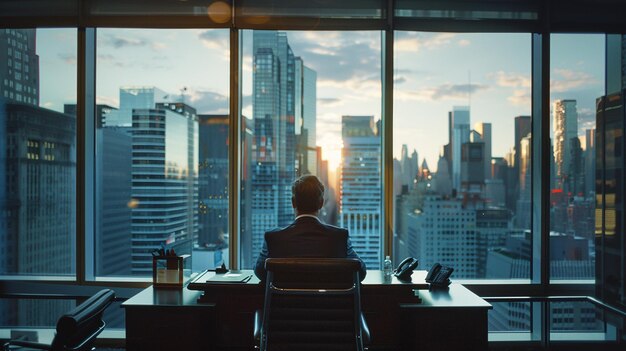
[516, 133, 532, 229]
[407, 195, 480, 278]
[106, 86, 171, 127]
[294, 57, 318, 176]
[474, 122, 492, 180]
[130, 102, 198, 274]
[553, 99, 578, 188]
[584, 128, 595, 196]
[340, 115, 381, 268]
[449, 106, 470, 192]
[250, 31, 297, 260]
[96, 126, 132, 276]
[0, 29, 39, 106]
[1, 103, 76, 275]
[197, 114, 229, 248]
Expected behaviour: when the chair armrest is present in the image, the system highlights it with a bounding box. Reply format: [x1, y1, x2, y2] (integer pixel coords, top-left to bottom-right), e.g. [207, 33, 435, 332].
[253, 309, 262, 343]
[4, 340, 52, 350]
[360, 313, 371, 345]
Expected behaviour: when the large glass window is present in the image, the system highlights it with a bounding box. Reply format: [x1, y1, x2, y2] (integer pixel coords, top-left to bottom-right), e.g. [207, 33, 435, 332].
[238, 30, 383, 269]
[393, 32, 532, 279]
[94, 29, 229, 278]
[0, 29, 77, 277]
[549, 34, 604, 281]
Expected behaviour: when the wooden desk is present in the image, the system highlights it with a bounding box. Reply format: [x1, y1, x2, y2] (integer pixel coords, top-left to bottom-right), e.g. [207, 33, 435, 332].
[123, 270, 491, 351]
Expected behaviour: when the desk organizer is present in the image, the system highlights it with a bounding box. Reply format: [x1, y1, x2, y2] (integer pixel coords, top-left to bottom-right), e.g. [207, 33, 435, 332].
[152, 254, 191, 288]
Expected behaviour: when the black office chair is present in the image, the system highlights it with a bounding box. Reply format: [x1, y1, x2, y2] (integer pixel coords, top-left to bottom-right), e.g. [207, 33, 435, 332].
[3, 289, 115, 351]
[254, 258, 370, 351]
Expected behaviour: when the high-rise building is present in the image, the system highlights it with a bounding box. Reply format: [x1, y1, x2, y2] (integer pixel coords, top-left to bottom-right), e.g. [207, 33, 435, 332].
[516, 133, 532, 229]
[407, 195, 480, 278]
[106, 86, 171, 127]
[250, 31, 297, 260]
[553, 100, 578, 188]
[61, 104, 133, 277]
[474, 122, 492, 180]
[1, 103, 76, 275]
[448, 106, 470, 192]
[584, 128, 595, 196]
[514, 116, 531, 171]
[0, 29, 39, 106]
[197, 114, 229, 250]
[460, 141, 485, 194]
[340, 115, 381, 269]
[595, 91, 625, 308]
[399, 144, 419, 189]
[130, 102, 198, 274]
[294, 57, 318, 176]
[96, 126, 132, 276]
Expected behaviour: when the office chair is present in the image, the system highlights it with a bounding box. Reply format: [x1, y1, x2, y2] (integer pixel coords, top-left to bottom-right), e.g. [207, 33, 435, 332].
[254, 258, 370, 351]
[3, 289, 115, 351]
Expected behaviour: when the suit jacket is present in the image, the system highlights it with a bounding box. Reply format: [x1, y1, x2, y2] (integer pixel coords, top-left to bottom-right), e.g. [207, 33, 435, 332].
[253, 216, 367, 281]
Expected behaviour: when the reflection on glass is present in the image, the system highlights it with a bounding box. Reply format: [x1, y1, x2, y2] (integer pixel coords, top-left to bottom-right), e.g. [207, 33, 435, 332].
[239, 30, 382, 269]
[393, 32, 531, 279]
[95, 29, 229, 277]
[488, 301, 533, 335]
[549, 35, 604, 281]
[0, 29, 77, 277]
[0, 299, 74, 328]
[489, 299, 624, 343]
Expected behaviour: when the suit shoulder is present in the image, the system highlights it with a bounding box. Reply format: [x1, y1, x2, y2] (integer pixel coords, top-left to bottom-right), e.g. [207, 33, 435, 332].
[265, 227, 284, 237]
[322, 223, 348, 235]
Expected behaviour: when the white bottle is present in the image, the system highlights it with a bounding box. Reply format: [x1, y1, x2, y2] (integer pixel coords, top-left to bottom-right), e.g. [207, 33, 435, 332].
[383, 255, 393, 277]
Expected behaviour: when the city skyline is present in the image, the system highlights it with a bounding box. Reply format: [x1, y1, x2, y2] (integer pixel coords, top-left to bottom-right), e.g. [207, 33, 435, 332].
[36, 30, 604, 172]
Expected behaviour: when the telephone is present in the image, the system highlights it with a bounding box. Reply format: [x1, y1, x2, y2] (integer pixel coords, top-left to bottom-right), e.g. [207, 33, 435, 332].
[425, 263, 453, 288]
[393, 257, 419, 281]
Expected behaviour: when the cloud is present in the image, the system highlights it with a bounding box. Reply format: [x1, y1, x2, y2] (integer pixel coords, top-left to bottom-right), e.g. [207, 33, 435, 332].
[550, 69, 596, 93]
[431, 83, 488, 100]
[198, 30, 229, 51]
[241, 94, 252, 111]
[458, 39, 471, 47]
[58, 53, 76, 65]
[188, 90, 229, 114]
[394, 76, 407, 84]
[394, 32, 456, 53]
[577, 107, 596, 132]
[490, 71, 531, 88]
[96, 95, 119, 108]
[318, 98, 341, 106]
[287, 32, 381, 89]
[96, 53, 135, 68]
[396, 83, 488, 102]
[103, 34, 149, 49]
[508, 89, 531, 106]
[151, 42, 167, 51]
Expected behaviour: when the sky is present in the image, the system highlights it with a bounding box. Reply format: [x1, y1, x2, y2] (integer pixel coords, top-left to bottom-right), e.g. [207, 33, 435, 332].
[36, 29, 605, 172]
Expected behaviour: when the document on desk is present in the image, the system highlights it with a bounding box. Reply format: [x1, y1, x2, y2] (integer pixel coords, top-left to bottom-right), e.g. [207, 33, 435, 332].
[206, 272, 253, 283]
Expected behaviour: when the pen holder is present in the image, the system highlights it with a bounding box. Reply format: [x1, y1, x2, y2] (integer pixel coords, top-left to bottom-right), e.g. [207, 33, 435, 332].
[153, 254, 191, 288]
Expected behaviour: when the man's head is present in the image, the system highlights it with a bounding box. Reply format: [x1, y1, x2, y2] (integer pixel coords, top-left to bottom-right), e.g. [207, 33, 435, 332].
[291, 175, 325, 215]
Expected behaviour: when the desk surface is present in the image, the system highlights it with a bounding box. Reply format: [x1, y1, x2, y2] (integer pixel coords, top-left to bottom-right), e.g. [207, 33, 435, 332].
[122, 285, 209, 307]
[187, 269, 430, 291]
[404, 284, 492, 309]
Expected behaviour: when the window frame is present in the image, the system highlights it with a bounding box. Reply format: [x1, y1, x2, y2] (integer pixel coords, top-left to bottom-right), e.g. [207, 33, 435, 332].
[2, 0, 619, 299]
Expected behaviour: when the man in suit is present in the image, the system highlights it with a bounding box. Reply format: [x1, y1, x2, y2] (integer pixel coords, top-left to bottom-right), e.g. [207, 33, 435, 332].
[254, 175, 367, 281]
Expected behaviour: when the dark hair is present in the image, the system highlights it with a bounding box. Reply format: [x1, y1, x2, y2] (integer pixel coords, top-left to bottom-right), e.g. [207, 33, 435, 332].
[292, 175, 325, 213]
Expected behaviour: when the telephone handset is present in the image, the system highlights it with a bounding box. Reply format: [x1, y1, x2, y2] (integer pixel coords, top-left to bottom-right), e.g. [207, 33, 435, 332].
[425, 263, 453, 288]
[393, 257, 419, 281]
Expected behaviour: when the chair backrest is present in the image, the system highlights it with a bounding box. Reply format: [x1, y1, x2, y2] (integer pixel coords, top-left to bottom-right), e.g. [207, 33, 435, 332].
[51, 289, 115, 351]
[261, 258, 364, 351]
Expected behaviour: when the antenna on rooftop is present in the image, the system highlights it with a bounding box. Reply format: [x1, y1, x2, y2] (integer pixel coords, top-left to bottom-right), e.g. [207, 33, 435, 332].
[468, 70, 472, 110]
[180, 86, 188, 104]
